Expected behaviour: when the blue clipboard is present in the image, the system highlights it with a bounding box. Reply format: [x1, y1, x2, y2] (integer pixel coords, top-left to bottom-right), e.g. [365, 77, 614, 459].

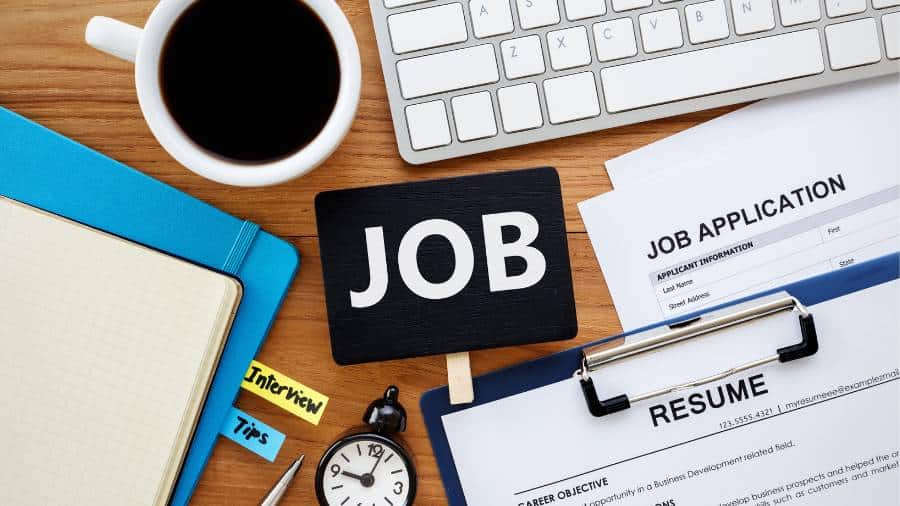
[421, 253, 900, 505]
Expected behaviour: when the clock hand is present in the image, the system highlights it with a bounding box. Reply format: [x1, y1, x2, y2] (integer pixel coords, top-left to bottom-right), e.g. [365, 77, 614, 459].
[341, 471, 365, 481]
[343, 469, 376, 488]
[369, 451, 385, 475]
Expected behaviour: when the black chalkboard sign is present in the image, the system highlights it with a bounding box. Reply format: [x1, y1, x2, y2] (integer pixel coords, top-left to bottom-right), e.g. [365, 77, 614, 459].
[315, 167, 577, 365]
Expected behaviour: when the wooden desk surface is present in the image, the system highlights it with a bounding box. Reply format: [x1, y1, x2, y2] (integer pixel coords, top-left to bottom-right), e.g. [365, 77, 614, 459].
[0, 1, 739, 503]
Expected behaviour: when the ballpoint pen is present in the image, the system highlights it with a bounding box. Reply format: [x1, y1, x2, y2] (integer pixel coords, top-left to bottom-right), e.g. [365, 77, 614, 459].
[260, 454, 305, 506]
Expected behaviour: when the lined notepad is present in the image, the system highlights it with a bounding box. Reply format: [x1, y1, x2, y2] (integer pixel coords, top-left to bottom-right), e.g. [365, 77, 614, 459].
[0, 197, 242, 505]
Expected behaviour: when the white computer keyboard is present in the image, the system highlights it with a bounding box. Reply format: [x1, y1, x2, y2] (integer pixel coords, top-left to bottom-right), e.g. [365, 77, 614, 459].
[368, 0, 900, 163]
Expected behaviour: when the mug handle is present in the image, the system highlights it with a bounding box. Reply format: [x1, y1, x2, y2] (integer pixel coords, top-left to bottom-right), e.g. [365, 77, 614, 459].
[85, 17, 143, 63]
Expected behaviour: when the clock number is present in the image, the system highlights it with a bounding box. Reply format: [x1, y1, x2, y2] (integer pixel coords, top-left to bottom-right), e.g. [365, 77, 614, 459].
[367, 443, 384, 458]
[330, 463, 341, 478]
[393, 481, 404, 495]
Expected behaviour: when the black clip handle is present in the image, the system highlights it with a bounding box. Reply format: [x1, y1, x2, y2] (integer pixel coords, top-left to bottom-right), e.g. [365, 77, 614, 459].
[579, 376, 630, 417]
[777, 314, 818, 362]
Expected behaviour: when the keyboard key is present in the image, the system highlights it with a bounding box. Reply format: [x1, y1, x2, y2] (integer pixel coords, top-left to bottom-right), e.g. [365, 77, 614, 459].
[388, 4, 468, 54]
[885, 12, 900, 59]
[777, 0, 821, 26]
[873, 0, 900, 8]
[543, 72, 601, 123]
[397, 44, 500, 99]
[385, 0, 429, 8]
[501, 35, 546, 78]
[612, 0, 652, 11]
[686, 0, 730, 44]
[498, 83, 543, 132]
[451, 92, 498, 141]
[471, 0, 515, 38]
[639, 9, 684, 52]
[516, 0, 561, 29]
[730, 0, 775, 34]
[564, 0, 607, 20]
[406, 100, 451, 150]
[547, 26, 592, 69]
[594, 18, 639, 61]
[600, 29, 824, 112]
[824, 0, 866, 17]
[825, 18, 881, 69]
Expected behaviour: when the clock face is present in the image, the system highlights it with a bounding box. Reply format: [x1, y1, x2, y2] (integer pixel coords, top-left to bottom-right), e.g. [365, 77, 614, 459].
[316, 433, 415, 506]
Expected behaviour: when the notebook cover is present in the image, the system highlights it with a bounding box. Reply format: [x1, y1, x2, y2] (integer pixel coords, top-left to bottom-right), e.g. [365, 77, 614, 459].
[0, 106, 299, 505]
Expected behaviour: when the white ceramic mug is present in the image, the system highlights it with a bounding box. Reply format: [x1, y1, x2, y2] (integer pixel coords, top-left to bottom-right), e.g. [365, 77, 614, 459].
[85, 0, 361, 187]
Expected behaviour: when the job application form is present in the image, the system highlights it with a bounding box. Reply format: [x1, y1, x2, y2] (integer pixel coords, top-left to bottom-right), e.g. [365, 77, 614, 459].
[578, 94, 898, 330]
[442, 281, 899, 506]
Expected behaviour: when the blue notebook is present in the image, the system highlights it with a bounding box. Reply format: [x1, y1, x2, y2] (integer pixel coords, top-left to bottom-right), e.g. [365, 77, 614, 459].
[422, 253, 899, 505]
[0, 106, 299, 505]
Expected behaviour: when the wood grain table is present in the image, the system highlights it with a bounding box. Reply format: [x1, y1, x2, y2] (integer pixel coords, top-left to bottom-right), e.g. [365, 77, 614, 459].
[0, 1, 741, 503]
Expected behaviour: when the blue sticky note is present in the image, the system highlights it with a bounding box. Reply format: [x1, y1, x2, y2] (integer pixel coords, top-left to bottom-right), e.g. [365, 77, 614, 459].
[220, 407, 286, 462]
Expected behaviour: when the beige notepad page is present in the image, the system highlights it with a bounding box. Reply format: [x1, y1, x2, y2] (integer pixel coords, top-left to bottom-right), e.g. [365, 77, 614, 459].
[0, 197, 242, 506]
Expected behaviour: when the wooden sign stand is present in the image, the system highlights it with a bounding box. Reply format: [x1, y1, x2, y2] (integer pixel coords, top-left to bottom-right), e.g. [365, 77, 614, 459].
[446, 352, 474, 404]
[315, 169, 577, 402]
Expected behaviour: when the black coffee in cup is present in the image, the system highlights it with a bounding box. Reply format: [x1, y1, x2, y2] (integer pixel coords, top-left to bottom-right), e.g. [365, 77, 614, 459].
[160, 0, 341, 162]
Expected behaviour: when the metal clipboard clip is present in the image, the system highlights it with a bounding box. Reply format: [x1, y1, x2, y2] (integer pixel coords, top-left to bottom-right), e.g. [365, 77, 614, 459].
[576, 292, 819, 418]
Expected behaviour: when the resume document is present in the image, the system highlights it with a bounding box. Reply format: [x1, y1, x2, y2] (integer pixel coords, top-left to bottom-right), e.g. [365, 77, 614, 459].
[442, 281, 899, 505]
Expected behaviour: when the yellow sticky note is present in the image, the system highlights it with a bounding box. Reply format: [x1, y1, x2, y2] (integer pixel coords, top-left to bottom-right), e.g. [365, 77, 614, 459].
[241, 360, 329, 425]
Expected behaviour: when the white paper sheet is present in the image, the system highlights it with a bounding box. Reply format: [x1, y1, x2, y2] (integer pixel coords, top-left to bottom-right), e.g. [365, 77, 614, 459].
[442, 281, 899, 506]
[604, 76, 900, 189]
[579, 87, 899, 330]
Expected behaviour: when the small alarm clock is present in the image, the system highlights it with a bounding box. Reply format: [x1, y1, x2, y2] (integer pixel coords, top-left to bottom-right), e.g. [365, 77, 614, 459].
[315, 386, 417, 505]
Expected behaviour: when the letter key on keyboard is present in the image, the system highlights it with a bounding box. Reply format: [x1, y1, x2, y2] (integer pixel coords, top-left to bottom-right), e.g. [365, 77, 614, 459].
[777, 0, 821, 26]
[501, 35, 546, 78]
[730, 0, 776, 34]
[638, 9, 684, 52]
[593, 18, 639, 61]
[685, 0, 731, 43]
[547, 26, 592, 69]
[471, 0, 515, 38]
[516, 0, 561, 28]
[564, 0, 607, 20]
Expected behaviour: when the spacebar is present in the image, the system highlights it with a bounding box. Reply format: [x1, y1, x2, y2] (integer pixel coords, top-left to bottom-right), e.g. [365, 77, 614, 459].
[600, 29, 825, 113]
